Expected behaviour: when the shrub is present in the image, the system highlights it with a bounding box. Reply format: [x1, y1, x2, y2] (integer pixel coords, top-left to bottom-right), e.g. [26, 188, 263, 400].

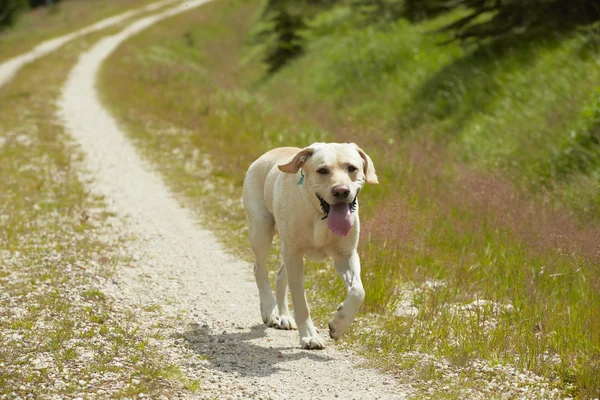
[29, 0, 61, 8]
[253, 0, 339, 73]
[0, 0, 27, 30]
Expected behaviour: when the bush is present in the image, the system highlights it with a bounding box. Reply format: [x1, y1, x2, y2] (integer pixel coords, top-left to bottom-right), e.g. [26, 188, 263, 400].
[257, 5, 306, 74]
[253, 0, 339, 73]
[0, 0, 27, 30]
[29, 0, 61, 8]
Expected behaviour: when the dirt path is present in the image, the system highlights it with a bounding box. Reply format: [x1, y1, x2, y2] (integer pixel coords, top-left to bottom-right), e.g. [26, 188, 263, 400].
[0, 0, 180, 88]
[59, 2, 409, 399]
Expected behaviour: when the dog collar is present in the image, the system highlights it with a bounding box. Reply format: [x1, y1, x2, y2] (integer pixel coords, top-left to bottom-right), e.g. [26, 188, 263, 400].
[297, 169, 305, 185]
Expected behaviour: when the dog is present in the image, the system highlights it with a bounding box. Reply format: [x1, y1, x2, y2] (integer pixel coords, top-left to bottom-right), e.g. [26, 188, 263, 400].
[242, 142, 378, 349]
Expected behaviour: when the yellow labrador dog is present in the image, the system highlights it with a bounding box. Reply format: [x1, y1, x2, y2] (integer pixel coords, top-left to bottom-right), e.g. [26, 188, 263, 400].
[242, 142, 378, 349]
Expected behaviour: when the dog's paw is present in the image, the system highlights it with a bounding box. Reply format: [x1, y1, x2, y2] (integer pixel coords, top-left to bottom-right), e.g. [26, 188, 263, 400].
[300, 334, 326, 350]
[328, 304, 350, 341]
[276, 314, 296, 330]
[260, 302, 280, 327]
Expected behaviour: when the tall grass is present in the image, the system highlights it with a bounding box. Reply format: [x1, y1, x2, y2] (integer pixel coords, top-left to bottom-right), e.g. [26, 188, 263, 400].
[275, 7, 600, 221]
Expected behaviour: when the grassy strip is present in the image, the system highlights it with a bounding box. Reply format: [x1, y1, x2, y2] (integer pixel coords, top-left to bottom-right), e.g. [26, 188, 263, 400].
[0, 24, 199, 399]
[0, 0, 163, 62]
[100, 0, 600, 398]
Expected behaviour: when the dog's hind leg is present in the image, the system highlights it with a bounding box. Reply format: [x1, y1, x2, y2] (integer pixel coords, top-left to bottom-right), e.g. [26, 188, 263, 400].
[248, 211, 280, 327]
[283, 246, 326, 349]
[275, 263, 296, 330]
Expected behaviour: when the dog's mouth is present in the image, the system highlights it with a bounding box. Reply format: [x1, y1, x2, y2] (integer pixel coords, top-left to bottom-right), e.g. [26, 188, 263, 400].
[317, 195, 357, 236]
[317, 195, 357, 217]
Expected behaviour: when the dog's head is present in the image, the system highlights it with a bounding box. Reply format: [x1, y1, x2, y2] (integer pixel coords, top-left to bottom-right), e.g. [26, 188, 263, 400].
[278, 142, 378, 236]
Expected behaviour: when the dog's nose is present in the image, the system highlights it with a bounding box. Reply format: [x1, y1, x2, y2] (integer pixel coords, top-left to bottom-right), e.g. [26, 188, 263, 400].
[332, 186, 350, 199]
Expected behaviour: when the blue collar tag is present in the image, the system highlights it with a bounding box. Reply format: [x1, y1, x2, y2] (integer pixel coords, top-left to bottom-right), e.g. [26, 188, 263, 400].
[297, 170, 305, 185]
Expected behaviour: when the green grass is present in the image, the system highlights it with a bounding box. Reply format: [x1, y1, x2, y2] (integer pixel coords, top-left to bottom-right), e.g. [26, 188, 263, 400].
[280, 7, 600, 222]
[0, 0, 165, 62]
[0, 22, 199, 399]
[100, 0, 600, 398]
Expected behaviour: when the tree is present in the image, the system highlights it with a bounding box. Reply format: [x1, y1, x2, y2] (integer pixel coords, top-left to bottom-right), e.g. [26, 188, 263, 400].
[254, 0, 338, 73]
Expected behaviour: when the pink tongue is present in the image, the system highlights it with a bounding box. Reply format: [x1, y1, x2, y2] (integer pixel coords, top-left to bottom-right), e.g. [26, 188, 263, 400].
[327, 203, 353, 236]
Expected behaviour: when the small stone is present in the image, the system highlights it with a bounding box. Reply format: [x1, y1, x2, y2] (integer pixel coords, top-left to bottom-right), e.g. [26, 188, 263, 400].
[132, 379, 140, 385]
[218, 338, 225, 343]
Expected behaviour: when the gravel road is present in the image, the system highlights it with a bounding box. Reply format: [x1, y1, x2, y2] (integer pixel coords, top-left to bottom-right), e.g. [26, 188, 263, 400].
[58, 1, 409, 399]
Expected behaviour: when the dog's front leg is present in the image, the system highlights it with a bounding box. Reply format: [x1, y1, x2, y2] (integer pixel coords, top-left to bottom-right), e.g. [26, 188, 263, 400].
[283, 246, 326, 349]
[329, 251, 365, 340]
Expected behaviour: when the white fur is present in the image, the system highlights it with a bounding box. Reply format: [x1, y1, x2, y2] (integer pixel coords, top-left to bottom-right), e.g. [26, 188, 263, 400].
[242, 142, 378, 349]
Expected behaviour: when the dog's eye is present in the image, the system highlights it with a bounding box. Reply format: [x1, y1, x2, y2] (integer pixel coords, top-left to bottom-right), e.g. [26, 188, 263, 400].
[317, 168, 329, 175]
[348, 165, 358, 173]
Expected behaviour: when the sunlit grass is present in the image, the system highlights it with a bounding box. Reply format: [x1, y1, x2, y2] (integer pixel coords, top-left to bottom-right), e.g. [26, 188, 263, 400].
[0, 23, 193, 399]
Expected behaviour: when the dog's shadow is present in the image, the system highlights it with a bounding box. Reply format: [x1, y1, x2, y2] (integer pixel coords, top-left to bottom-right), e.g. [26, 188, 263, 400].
[180, 322, 334, 377]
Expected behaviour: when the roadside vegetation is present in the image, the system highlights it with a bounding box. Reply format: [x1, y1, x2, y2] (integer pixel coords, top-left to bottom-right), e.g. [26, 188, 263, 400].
[0, 16, 199, 399]
[100, 0, 600, 398]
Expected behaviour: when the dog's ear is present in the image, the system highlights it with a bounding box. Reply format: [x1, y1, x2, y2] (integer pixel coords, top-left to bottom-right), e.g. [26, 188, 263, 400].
[278, 147, 315, 173]
[353, 144, 379, 184]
